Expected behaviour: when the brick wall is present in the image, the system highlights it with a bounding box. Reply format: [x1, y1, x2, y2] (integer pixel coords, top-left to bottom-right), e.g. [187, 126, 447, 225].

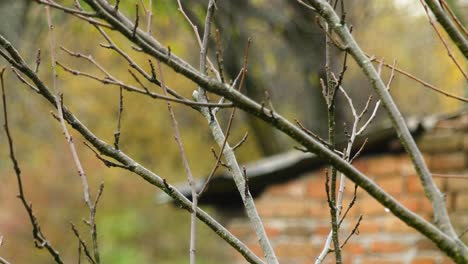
[226, 114, 467, 264]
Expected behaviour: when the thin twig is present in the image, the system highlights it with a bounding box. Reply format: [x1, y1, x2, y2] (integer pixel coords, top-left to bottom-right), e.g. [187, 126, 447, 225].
[46, 8, 101, 263]
[186, 2, 277, 260]
[36, 0, 98, 17]
[31, 0, 466, 260]
[11, 68, 40, 93]
[56, 59, 233, 108]
[338, 184, 359, 227]
[340, 215, 363, 248]
[47, 3, 93, 215]
[459, 226, 468, 238]
[295, 119, 331, 148]
[0, 32, 265, 264]
[439, 0, 468, 36]
[214, 29, 226, 84]
[1, 68, 64, 264]
[198, 39, 251, 198]
[157, 60, 198, 264]
[34, 49, 41, 74]
[349, 138, 368, 164]
[83, 141, 128, 169]
[368, 55, 468, 102]
[70, 224, 96, 264]
[420, 0, 468, 80]
[114, 87, 123, 149]
[232, 132, 249, 151]
[176, 0, 220, 79]
[132, 3, 139, 38]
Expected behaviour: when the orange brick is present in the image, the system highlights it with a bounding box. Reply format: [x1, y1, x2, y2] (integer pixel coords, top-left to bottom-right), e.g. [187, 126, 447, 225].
[229, 223, 253, 239]
[353, 158, 370, 174]
[267, 181, 306, 198]
[257, 198, 310, 218]
[322, 256, 352, 264]
[447, 178, 468, 193]
[358, 219, 381, 234]
[344, 241, 365, 254]
[367, 155, 400, 176]
[370, 241, 407, 253]
[275, 241, 318, 258]
[358, 197, 386, 216]
[456, 192, 468, 210]
[445, 192, 456, 211]
[399, 156, 418, 176]
[306, 177, 328, 199]
[429, 152, 465, 172]
[264, 225, 280, 238]
[245, 242, 263, 257]
[399, 196, 431, 213]
[315, 224, 332, 236]
[377, 176, 403, 196]
[309, 201, 329, 218]
[381, 217, 414, 233]
[342, 178, 359, 197]
[406, 174, 424, 193]
[410, 256, 437, 264]
[434, 177, 449, 191]
[339, 196, 360, 218]
[416, 239, 438, 251]
[282, 225, 313, 237]
[361, 257, 403, 264]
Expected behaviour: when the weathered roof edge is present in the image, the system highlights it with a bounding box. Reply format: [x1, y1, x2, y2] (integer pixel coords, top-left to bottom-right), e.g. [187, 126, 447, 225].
[157, 110, 466, 207]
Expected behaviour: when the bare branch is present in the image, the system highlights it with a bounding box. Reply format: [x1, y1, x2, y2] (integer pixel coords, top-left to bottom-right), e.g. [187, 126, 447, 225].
[232, 132, 249, 151]
[113, 87, 123, 150]
[368, 56, 468, 102]
[56, 59, 233, 108]
[11, 68, 40, 93]
[70, 224, 96, 264]
[46, 8, 101, 263]
[157, 60, 198, 264]
[36, 0, 97, 17]
[340, 215, 363, 248]
[0, 32, 265, 264]
[1, 68, 64, 264]
[306, 0, 460, 243]
[0, 256, 11, 264]
[419, 0, 468, 80]
[422, 0, 468, 57]
[34, 49, 41, 74]
[439, 0, 468, 36]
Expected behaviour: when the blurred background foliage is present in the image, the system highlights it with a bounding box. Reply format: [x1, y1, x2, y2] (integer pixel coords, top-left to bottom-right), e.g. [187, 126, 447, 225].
[0, 0, 466, 263]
